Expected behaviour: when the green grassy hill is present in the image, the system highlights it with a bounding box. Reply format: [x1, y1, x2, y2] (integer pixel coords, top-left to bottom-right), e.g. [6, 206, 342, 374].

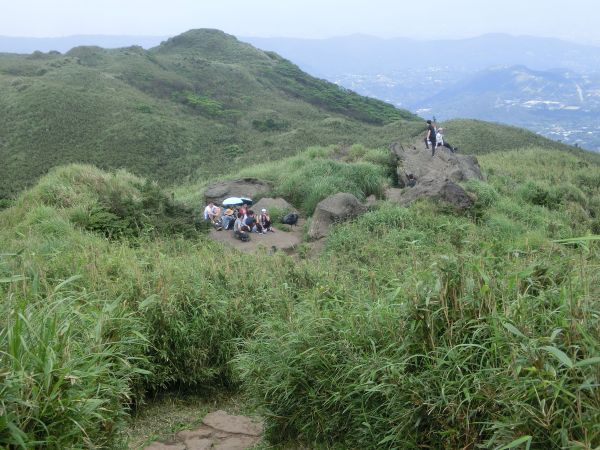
[1, 28, 584, 204]
[1, 142, 599, 448]
[1, 27, 599, 450]
[0, 29, 422, 200]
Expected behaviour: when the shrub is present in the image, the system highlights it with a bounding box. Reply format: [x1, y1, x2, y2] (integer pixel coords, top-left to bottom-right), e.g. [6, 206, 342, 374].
[519, 181, 563, 209]
[251, 117, 290, 132]
[238, 150, 389, 215]
[236, 255, 600, 449]
[0, 286, 149, 449]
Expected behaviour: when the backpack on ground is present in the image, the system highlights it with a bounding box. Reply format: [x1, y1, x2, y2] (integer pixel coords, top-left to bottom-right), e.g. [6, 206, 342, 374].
[236, 230, 250, 242]
[282, 212, 299, 226]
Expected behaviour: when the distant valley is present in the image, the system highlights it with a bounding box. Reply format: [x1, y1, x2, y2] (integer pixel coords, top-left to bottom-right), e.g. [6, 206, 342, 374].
[5, 32, 600, 151]
[245, 34, 600, 152]
[334, 65, 600, 151]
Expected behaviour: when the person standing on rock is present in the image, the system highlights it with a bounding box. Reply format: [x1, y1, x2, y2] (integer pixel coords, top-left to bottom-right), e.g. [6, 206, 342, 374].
[426, 120, 437, 156]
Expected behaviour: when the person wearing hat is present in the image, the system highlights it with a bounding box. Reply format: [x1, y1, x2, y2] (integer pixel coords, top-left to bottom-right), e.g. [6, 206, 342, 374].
[222, 208, 236, 230]
[259, 208, 274, 233]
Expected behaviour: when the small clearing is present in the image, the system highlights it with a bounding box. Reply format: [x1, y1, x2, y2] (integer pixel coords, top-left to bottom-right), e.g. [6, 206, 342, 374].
[208, 219, 305, 254]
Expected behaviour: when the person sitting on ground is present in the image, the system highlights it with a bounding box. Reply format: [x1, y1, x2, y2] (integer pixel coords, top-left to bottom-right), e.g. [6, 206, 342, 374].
[239, 204, 248, 220]
[435, 127, 458, 153]
[203, 202, 217, 221]
[426, 119, 437, 157]
[233, 212, 251, 240]
[203, 202, 222, 230]
[245, 210, 264, 234]
[259, 208, 275, 232]
[222, 208, 236, 230]
[406, 173, 417, 187]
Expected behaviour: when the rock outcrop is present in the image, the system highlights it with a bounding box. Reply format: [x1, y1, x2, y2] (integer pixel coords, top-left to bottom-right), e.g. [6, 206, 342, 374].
[386, 175, 474, 210]
[387, 142, 482, 210]
[308, 193, 366, 240]
[252, 197, 295, 213]
[204, 178, 272, 205]
[390, 142, 483, 187]
[143, 410, 263, 450]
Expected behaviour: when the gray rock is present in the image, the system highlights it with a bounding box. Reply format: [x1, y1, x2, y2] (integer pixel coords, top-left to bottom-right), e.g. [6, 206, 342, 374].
[184, 437, 214, 450]
[390, 142, 483, 188]
[143, 443, 186, 450]
[384, 141, 481, 210]
[253, 197, 295, 213]
[176, 426, 213, 441]
[202, 410, 263, 437]
[308, 192, 367, 240]
[389, 175, 474, 211]
[212, 436, 261, 450]
[204, 178, 272, 205]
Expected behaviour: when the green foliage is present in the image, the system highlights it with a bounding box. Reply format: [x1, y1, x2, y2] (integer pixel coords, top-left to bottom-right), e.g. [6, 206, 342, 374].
[28, 165, 197, 240]
[236, 147, 389, 214]
[262, 57, 418, 125]
[237, 202, 600, 449]
[0, 280, 149, 449]
[1, 145, 600, 448]
[0, 29, 422, 200]
[251, 117, 290, 132]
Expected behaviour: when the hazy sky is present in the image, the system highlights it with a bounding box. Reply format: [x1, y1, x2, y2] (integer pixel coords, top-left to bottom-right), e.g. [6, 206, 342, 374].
[2, 0, 599, 44]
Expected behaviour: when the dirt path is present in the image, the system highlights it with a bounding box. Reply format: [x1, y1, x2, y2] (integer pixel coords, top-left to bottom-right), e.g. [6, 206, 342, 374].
[143, 410, 263, 450]
[208, 219, 305, 255]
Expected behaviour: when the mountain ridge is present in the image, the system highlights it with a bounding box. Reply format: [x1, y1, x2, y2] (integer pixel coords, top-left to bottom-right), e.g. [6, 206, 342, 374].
[0, 29, 419, 200]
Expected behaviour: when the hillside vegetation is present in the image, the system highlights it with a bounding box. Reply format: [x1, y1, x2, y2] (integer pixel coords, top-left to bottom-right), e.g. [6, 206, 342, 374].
[0, 29, 422, 200]
[1, 28, 582, 205]
[1, 141, 599, 448]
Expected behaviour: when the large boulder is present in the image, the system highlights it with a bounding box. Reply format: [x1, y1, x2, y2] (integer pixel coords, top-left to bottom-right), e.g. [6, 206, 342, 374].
[204, 178, 273, 205]
[390, 142, 483, 188]
[384, 141, 482, 210]
[253, 197, 296, 213]
[308, 193, 367, 240]
[387, 175, 474, 211]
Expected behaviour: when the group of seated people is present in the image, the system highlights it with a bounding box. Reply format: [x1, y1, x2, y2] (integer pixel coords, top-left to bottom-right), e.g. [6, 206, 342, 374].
[203, 202, 274, 241]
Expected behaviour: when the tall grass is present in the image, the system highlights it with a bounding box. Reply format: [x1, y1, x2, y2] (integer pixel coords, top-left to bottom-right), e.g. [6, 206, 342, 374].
[0, 278, 149, 448]
[236, 147, 390, 214]
[1, 147, 599, 448]
[236, 204, 600, 449]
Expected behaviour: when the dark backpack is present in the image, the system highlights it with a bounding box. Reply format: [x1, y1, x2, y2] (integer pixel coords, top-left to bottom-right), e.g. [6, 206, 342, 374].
[238, 231, 250, 242]
[282, 212, 299, 225]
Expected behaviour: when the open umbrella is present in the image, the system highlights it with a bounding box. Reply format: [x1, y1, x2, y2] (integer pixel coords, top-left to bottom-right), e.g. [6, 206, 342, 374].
[222, 197, 253, 207]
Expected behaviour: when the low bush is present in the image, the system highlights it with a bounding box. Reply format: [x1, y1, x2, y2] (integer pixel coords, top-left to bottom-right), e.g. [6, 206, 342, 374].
[237, 148, 389, 214]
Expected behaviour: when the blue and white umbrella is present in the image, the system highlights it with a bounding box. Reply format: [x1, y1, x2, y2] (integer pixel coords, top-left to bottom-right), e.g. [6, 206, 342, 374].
[221, 197, 253, 207]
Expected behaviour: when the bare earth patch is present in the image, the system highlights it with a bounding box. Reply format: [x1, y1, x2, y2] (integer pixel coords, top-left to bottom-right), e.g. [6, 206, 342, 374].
[208, 219, 305, 255]
[143, 410, 263, 450]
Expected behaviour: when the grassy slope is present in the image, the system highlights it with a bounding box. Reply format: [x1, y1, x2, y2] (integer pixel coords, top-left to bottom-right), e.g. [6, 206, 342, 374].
[0, 29, 422, 200]
[1, 143, 599, 448]
[1, 28, 586, 205]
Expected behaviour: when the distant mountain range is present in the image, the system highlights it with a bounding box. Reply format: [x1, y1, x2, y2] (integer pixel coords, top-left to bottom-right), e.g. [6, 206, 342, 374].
[243, 34, 600, 151]
[243, 33, 600, 75]
[417, 65, 600, 150]
[0, 29, 418, 199]
[0, 35, 167, 54]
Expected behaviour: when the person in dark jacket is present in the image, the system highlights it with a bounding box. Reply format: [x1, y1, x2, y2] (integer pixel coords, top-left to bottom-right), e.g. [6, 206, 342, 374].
[245, 210, 264, 234]
[426, 120, 437, 156]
